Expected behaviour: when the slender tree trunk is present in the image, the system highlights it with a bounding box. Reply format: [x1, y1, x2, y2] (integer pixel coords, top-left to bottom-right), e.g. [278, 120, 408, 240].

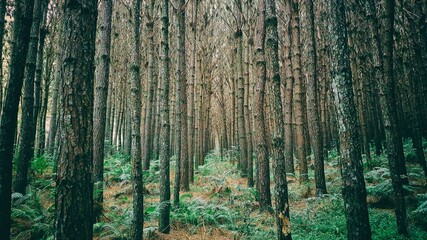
[300, 0, 326, 194]
[159, 0, 171, 233]
[265, 0, 292, 238]
[0, 0, 5, 113]
[130, 0, 144, 238]
[47, 53, 61, 155]
[54, 0, 97, 238]
[143, 0, 156, 171]
[236, 0, 248, 177]
[188, 0, 198, 183]
[290, 0, 308, 183]
[244, 0, 254, 187]
[0, 0, 34, 237]
[177, 0, 189, 192]
[36, 39, 53, 156]
[254, 0, 272, 212]
[15, 0, 47, 194]
[377, 0, 408, 235]
[93, 0, 113, 210]
[33, 0, 48, 147]
[330, 1, 372, 239]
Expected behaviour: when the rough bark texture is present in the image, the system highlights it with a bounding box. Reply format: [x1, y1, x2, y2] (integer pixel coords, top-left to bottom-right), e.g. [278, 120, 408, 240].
[93, 0, 113, 209]
[265, 0, 292, 238]
[188, 0, 198, 183]
[0, 0, 34, 238]
[47, 52, 61, 155]
[130, 0, 144, 239]
[254, 0, 272, 212]
[236, 0, 248, 177]
[283, 0, 295, 175]
[15, 0, 46, 194]
[330, 1, 372, 239]
[299, 0, 326, 195]
[0, 0, 5, 112]
[34, 0, 49, 156]
[143, 0, 156, 171]
[377, 0, 409, 235]
[178, 0, 189, 192]
[159, 0, 171, 233]
[290, 0, 308, 183]
[54, 0, 97, 239]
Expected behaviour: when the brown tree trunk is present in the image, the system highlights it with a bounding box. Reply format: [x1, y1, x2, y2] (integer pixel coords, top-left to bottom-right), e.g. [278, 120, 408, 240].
[236, 0, 248, 177]
[177, 0, 189, 192]
[290, 0, 308, 183]
[377, 0, 408, 235]
[93, 0, 113, 210]
[0, 0, 5, 114]
[143, 0, 156, 171]
[0, 0, 34, 237]
[299, 0, 326, 194]
[15, 0, 47, 194]
[254, 0, 272, 213]
[130, 0, 144, 238]
[330, 1, 372, 239]
[159, 0, 171, 233]
[54, 0, 97, 238]
[265, 0, 292, 238]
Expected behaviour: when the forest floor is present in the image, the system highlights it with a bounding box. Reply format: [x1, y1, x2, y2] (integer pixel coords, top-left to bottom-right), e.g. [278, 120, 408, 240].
[10, 140, 427, 240]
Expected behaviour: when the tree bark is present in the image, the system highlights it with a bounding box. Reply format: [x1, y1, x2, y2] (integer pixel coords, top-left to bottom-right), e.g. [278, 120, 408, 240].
[177, 0, 189, 192]
[0, 0, 5, 113]
[15, 0, 47, 194]
[143, 0, 156, 171]
[299, 0, 326, 194]
[93, 0, 113, 210]
[236, 0, 248, 177]
[130, 0, 144, 238]
[0, 0, 34, 238]
[54, 0, 97, 238]
[265, 0, 292, 238]
[290, 0, 308, 183]
[159, 0, 171, 233]
[377, 0, 409, 235]
[330, 1, 372, 239]
[254, 0, 272, 213]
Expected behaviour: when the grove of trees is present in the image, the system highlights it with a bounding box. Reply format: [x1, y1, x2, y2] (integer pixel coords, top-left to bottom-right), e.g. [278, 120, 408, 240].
[0, 0, 426, 239]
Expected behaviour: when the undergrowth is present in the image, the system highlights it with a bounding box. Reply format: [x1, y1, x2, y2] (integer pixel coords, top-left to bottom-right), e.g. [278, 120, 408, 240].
[10, 139, 427, 239]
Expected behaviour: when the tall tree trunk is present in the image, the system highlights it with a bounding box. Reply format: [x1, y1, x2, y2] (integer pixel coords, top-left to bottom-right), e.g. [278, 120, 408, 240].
[54, 0, 97, 238]
[188, 0, 198, 183]
[33, 0, 48, 148]
[15, 0, 47, 194]
[377, 0, 408, 235]
[330, 1, 372, 239]
[0, 0, 34, 238]
[0, 0, 5, 113]
[47, 53, 61, 155]
[244, 0, 254, 188]
[143, 0, 156, 171]
[93, 0, 113, 210]
[283, 0, 295, 175]
[34, 2, 49, 156]
[36, 39, 53, 156]
[159, 0, 171, 233]
[236, 0, 248, 177]
[290, 0, 308, 183]
[300, 0, 326, 194]
[254, 0, 272, 212]
[265, 0, 292, 238]
[130, 0, 144, 238]
[178, 0, 189, 192]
